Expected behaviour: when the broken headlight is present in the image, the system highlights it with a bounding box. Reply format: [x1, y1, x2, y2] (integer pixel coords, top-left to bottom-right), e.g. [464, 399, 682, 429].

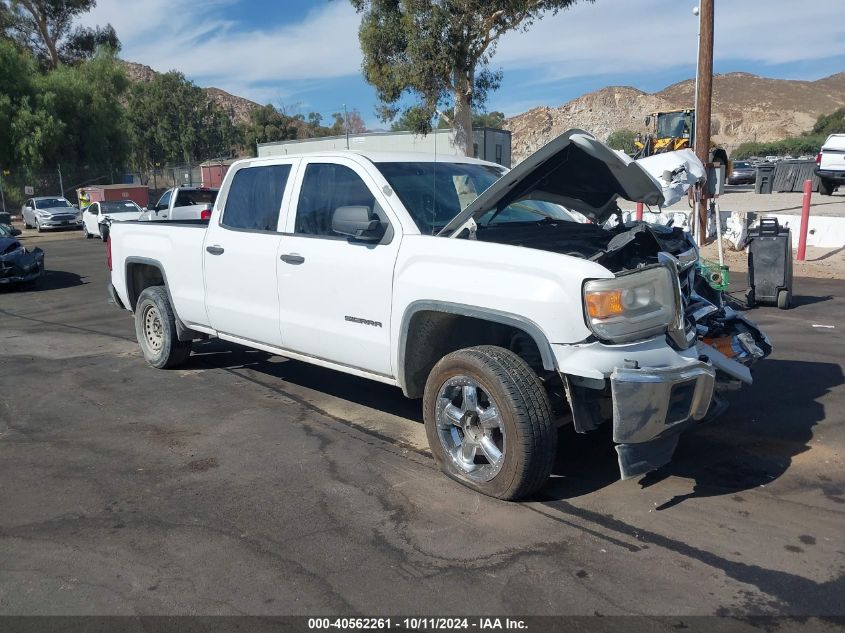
[583, 265, 678, 344]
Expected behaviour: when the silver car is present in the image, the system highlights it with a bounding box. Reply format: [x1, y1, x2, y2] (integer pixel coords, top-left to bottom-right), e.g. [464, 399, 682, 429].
[21, 196, 82, 232]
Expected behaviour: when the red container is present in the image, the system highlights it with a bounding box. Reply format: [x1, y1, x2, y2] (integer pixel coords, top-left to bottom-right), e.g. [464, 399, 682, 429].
[79, 184, 150, 209]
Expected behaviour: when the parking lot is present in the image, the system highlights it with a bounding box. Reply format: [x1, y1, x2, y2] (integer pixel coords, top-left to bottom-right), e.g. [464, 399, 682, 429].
[1, 232, 844, 617]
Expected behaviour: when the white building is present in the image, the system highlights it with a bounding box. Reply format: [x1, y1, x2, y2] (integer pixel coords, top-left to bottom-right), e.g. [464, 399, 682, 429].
[257, 128, 512, 167]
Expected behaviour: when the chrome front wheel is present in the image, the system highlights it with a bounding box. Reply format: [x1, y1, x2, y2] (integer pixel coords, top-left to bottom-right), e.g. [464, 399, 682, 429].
[435, 377, 505, 482]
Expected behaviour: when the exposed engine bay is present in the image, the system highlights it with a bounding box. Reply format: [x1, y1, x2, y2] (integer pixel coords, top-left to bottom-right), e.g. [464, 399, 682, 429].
[476, 217, 771, 386]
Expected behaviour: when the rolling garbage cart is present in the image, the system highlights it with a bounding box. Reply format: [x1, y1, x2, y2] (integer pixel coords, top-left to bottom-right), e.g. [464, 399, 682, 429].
[746, 217, 793, 309]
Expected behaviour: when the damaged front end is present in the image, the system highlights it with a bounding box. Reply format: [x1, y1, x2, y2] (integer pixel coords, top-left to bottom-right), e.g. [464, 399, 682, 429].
[442, 128, 771, 480]
[577, 222, 771, 479]
[0, 237, 45, 285]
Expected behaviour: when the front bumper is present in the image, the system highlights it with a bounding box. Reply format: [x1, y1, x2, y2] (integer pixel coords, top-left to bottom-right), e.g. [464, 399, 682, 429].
[37, 217, 82, 229]
[0, 251, 44, 285]
[610, 360, 716, 478]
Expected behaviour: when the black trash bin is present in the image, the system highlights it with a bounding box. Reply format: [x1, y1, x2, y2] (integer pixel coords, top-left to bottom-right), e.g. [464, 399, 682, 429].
[755, 163, 775, 194]
[746, 217, 793, 309]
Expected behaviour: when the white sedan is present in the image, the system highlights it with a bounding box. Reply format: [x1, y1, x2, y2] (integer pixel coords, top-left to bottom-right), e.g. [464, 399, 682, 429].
[83, 200, 144, 241]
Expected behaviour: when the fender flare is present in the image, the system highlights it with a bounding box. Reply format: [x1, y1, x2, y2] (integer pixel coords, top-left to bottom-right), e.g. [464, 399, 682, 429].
[397, 300, 557, 395]
[124, 256, 199, 342]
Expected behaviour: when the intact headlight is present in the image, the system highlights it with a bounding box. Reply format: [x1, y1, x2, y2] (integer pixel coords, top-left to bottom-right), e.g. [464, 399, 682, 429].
[583, 265, 678, 344]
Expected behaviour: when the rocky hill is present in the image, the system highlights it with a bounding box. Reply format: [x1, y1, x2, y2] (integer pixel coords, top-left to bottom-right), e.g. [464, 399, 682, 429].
[505, 72, 845, 162]
[120, 61, 260, 125]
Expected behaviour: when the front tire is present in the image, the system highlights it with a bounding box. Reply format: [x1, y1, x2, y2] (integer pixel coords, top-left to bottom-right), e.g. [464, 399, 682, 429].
[134, 286, 192, 369]
[423, 345, 557, 500]
[777, 289, 791, 310]
[36, 219, 42, 232]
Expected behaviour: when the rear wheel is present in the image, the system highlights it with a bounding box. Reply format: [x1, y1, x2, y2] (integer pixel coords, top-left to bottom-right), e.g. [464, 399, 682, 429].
[134, 286, 191, 369]
[777, 289, 791, 310]
[423, 345, 556, 500]
[818, 179, 833, 196]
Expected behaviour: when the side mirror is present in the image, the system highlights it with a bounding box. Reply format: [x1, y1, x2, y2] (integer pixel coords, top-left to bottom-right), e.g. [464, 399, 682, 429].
[332, 205, 382, 241]
[644, 115, 652, 126]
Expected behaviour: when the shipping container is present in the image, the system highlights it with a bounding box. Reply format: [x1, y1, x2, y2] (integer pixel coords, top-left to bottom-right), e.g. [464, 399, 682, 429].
[78, 184, 150, 210]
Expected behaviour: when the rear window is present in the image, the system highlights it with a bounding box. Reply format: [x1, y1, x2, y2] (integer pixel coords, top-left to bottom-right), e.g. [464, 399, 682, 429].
[175, 189, 218, 207]
[222, 165, 291, 231]
[101, 201, 140, 213]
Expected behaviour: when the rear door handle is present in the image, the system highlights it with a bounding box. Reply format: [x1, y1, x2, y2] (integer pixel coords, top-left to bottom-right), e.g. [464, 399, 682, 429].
[206, 245, 224, 255]
[280, 253, 305, 265]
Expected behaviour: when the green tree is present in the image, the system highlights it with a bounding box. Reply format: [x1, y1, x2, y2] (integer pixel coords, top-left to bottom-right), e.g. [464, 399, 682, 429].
[125, 71, 236, 170]
[351, 0, 590, 154]
[811, 107, 845, 138]
[606, 129, 637, 155]
[1, 0, 120, 68]
[238, 104, 299, 151]
[390, 107, 504, 132]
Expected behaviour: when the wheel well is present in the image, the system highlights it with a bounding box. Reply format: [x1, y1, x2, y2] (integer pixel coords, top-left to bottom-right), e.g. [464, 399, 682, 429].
[400, 310, 551, 398]
[126, 262, 165, 310]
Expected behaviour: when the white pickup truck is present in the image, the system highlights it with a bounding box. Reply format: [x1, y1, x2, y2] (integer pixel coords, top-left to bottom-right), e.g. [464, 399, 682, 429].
[140, 186, 219, 221]
[816, 133, 845, 196]
[107, 130, 771, 500]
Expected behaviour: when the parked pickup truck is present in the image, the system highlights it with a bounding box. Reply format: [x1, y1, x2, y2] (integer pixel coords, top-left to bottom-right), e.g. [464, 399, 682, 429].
[816, 134, 845, 196]
[139, 186, 219, 221]
[107, 130, 771, 500]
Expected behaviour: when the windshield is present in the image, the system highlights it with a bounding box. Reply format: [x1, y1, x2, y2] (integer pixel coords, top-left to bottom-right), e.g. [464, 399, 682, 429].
[376, 162, 502, 234]
[376, 162, 574, 234]
[101, 201, 140, 213]
[34, 198, 71, 209]
[656, 112, 691, 139]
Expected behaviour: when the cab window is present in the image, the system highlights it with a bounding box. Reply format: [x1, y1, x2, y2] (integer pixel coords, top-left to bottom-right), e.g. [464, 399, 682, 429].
[222, 164, 291, 232]
[295, 163, 376, 237]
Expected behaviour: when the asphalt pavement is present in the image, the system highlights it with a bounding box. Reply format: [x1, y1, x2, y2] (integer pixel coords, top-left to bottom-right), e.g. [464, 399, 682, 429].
[1, 233, 844, 618]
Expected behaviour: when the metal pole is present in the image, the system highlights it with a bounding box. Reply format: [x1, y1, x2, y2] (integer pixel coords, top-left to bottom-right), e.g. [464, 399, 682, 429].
[797, 179, 812, 261]
[636, 201, 644, 222]
[344, 104, 350, 150]
[58, 164, 64, 196]
[694, 0, 714, 243]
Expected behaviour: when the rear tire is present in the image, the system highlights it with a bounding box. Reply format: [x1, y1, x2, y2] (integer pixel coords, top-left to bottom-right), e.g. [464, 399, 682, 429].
[777, 289, 791, 310]
[423, 345, 556, 500]
[134, 286, 192, 369]
[818, 178, 833, 196]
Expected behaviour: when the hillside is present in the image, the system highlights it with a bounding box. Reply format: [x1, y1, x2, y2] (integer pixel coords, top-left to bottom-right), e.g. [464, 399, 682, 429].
[504, 72, 845, 162]
[120, 61, 260, 125]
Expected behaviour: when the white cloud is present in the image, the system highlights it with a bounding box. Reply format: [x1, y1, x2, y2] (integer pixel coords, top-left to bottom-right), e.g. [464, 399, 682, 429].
[493, 0, 845, 83]
[81, 0, 363, 103]
[81, 0, 845, 112]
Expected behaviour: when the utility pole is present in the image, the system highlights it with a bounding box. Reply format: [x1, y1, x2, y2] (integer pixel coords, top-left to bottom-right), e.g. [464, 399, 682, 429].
[694, 0, 714, 243]
[58, 164, 65, 197]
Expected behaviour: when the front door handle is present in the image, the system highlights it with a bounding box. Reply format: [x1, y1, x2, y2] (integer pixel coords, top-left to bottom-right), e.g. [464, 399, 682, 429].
[280, 253, 305, 265]
[206, 245, 225, 255]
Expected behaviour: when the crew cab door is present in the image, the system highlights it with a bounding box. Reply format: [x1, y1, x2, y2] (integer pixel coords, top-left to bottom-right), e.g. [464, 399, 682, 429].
[203, 159, 299, 346]
[277, 158, 400, 377]
[83, 202, 100, 235]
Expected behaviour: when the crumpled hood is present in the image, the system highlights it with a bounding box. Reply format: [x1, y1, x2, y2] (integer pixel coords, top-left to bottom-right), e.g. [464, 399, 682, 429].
[634, 149, 705, 208]
[438, 129, 666, 236]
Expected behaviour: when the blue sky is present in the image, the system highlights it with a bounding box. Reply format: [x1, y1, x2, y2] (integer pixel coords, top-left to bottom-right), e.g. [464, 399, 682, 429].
[82, 0, 845, 129]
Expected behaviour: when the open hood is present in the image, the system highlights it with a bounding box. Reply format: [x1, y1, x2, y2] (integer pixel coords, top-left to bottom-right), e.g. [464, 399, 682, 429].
[438, 129, 665, 236]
